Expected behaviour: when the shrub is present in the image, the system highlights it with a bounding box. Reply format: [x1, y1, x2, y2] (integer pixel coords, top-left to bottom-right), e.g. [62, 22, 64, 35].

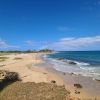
[4, 72, 21, 82]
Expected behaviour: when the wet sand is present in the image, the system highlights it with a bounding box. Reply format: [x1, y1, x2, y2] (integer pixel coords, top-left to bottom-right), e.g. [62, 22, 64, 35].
[52, 70, 100, 100]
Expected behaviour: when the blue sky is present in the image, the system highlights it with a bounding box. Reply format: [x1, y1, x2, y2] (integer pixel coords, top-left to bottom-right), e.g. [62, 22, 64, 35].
[0, 0, 100, 51]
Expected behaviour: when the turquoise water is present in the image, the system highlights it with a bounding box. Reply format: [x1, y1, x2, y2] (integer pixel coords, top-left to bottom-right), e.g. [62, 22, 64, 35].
[44, 51, 100, 80]
[49, 51, 100, 65]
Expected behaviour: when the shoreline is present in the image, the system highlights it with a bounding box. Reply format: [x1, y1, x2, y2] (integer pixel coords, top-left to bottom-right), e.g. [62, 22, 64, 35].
[0, 53, 100, 100]
[41, 54, 100, 99]
[44, 54, 100, 81]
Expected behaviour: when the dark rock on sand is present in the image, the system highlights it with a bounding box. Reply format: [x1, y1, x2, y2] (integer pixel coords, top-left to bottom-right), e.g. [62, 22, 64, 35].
[68, 61, 77, 65]
[51, 80, 56, 83]
[74, 84, 82, 88]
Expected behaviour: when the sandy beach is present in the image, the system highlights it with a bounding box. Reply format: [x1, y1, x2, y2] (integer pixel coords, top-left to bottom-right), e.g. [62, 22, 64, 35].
[0, 53, 100, 100]
[0, 53, 64, 85]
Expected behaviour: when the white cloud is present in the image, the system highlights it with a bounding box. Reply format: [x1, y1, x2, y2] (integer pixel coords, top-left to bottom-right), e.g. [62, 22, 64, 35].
[0, 39, 7, 47]
[25, 40, 35, 46]
[49, 36, 100, 50]
[60, 38, 75, 41]
[0, 38, 19, 49]
[25, 36, 100, 51]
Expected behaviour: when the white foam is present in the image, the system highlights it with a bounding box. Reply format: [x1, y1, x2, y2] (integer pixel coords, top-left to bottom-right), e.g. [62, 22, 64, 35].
[43, 55, 100, 80]
[64, 59, 90, 66]
[75, 61, 90, 66]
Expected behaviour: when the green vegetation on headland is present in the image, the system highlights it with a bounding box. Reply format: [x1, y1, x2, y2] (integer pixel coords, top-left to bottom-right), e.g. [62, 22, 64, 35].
[0, 49, 54, 54]
[38, 49, 53, 53]
[0, 70, 70, 100]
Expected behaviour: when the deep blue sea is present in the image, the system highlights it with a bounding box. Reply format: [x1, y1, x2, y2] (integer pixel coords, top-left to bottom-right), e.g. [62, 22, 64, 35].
[44, 51, 100, 80]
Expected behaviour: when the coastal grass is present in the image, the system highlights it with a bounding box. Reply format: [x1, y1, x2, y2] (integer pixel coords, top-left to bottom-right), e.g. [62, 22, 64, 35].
[0, 70, 70, 100]
[0, 82, 69, 100]
[13, 57, 23, 60]
[0, 59, 5, 62]
[0, 57, 9, 62]
[0, 53, 10, 56]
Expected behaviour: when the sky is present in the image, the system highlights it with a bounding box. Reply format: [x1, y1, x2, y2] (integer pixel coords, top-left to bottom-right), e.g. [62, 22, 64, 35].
[0, 0, 100, 51]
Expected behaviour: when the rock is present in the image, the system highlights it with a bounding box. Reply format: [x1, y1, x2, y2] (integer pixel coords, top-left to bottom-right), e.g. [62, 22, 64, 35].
[74, 84, 82, 88]
[51, 80, 56, 84]
[68, 61, 77, 65]
[63, 72, 66, 75]
[57, 58, 64, 60]
[75, 90, 80, 94]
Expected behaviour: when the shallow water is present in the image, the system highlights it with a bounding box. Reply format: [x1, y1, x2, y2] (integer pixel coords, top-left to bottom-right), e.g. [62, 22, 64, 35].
[43, 51, 100, 80]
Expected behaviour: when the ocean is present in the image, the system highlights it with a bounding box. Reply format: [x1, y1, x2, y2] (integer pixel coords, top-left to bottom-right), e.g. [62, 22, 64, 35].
[43, 51, 100, 80]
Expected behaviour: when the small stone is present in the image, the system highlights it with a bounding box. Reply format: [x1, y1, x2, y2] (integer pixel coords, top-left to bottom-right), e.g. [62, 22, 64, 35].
[51, 80, 56, 84]
[74, 84, 82, 88]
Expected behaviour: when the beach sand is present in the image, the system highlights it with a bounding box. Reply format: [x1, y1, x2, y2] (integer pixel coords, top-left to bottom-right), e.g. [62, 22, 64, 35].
[0, 53, 64, 85]
[0, 53, 100, 100]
